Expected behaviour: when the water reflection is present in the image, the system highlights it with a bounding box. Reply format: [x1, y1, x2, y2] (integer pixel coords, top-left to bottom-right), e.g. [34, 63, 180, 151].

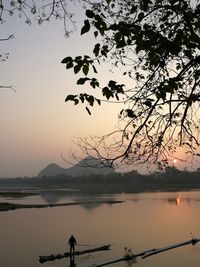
[40, 191, 120, 210]
[166, 196, 181, 205]
[1, 191, 200, 267]
[68, 257, 76, 267]
[41, 191, 61, 204]
[40, 190, 200, 210]
[164, 195, 200, 205]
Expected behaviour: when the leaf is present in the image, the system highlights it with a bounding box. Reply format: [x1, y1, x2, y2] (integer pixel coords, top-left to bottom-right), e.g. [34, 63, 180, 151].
[77, 77, 90, 85]
[87, 95, 95, 106]
[130, 5, 137, 14]
[86, 9, 94, 18]
[74, 64, 82, 74]
[93, 43, 101, 57]
[61, 56, 72, 64]
[86, 107, 91, 115]
[102, 87, 114, 99]
[126, 109, 135, 118]
[108, 80, 116, 87]
[66, 62, 74, 69]
[144, 100, 152, 107]
[65, 95, 77, 102]
[80, 95, 85, 103]
[94, 16, 107, 36]
[92, 65, 98, 73]
[120, 109, 124, 115]
[74, 99, 79, 105]
[138, 12, 144, 22]
[101, 45, 109, 57]
[65, 95, 79, 105]
[90, 78, 99, 88]
[81, 20, 90, 35]
[83, 64, 89, 76]
[96, 98, 101, 105]
[94, 31, 98, 38]
[75, 56, 82, 63]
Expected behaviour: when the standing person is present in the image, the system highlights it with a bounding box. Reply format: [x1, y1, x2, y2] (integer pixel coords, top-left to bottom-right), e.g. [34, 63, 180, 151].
[68, 235, 77, 257]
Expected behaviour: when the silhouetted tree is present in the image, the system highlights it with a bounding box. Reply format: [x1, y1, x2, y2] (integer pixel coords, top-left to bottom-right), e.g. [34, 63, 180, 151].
[62, 0, 200, 169]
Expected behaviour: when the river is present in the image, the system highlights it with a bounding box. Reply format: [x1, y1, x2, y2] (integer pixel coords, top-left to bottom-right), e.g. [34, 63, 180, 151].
[0, 190, 200, 267]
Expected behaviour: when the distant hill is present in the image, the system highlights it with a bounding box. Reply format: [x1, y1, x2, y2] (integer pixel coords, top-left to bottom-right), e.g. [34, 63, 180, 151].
[38, 163, 66, 177]
[38, 157, 115, 177]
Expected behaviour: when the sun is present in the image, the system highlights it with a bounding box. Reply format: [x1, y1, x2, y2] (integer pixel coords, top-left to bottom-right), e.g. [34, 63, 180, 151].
[173, 159, 177, 164]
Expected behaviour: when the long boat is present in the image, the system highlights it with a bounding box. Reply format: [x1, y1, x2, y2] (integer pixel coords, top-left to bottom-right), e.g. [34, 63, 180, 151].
[39, 244, 111, 264]
[90, 238, 200, 267]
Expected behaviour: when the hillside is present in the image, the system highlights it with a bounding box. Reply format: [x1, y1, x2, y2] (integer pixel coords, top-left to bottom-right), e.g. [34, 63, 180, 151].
[38, 157, 115, 177]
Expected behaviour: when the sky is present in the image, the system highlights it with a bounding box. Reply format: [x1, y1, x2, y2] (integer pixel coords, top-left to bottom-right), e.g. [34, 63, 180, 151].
[0, 2, 199, 177]
[0, 2, 126, 177]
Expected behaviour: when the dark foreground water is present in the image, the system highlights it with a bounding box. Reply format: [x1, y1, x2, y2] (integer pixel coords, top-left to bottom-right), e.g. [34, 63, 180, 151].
[0, 190, 200, 267]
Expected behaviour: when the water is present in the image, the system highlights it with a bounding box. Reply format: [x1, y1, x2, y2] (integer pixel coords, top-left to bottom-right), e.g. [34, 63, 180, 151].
[0, 190, 200, 267]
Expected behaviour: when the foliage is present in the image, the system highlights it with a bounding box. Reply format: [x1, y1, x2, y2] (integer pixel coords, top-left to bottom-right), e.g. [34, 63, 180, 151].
[62, 0, 200, 169]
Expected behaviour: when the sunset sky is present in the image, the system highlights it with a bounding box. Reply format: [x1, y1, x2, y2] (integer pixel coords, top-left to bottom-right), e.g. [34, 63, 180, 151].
[0, 3, 125, 177]
[0, 2, 199, 177]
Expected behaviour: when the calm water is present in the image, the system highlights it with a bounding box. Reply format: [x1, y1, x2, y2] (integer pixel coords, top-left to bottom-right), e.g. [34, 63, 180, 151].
[0, 190, 200, 267]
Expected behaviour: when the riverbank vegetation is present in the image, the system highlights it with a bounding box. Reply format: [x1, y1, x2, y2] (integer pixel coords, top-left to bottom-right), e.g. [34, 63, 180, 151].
[1, 167, 200, 193]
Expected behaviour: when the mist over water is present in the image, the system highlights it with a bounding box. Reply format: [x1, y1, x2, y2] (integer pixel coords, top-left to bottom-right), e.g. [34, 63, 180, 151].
[0, 191, 200, 267]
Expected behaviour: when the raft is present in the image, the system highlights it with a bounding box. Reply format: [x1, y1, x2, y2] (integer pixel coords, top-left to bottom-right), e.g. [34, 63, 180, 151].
[39, 244, 111, 264]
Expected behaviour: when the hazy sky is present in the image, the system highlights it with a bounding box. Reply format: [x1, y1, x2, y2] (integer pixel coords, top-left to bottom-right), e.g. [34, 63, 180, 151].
[0, 3, 126, 177]
[1, 3, 199, 177]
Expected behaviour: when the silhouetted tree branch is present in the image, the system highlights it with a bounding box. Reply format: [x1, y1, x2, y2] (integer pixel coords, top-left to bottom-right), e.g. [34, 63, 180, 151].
[0, 0, 94, 90]
[62, 0, 200, 170]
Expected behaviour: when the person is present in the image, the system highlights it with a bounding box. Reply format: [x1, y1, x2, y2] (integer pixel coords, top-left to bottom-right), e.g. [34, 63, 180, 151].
[68, 235, 77, 256]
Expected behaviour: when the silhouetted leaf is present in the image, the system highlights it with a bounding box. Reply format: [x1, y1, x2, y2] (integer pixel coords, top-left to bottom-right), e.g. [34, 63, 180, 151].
[144, 100, 152, 107]
[102, 87, 114, 99]
[77, 77, 90, 85]
[130, 5, 137, 14]
[74, 99, 79, 105]
[83, 64, 89, 76]
[87, 95, 94, 106]
[81, 20, 90, 35]
[66, 62, 73, 69]
[93, 43, 101, 57]
[74, 64, 82, 74]
[80, 95, 85, 103]
[94, 31, 98, 38]
[96, 98, 101, 105]
[86, 9, 94, 18]
[65, 95, 76, 102]
[90, 78, 99, 88]
[126, 109, 135, 118]
[86, 106, 91, 115]
[92, 65, 98, 73]
[65, 95, 79, 105]
[61, 56, 72, 64]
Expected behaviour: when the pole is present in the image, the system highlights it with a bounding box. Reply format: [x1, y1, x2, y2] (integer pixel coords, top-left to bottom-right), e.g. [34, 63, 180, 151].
[77, 244, 91, 247]
[142, 238, 200, 258]
[90, 238, 200, 267]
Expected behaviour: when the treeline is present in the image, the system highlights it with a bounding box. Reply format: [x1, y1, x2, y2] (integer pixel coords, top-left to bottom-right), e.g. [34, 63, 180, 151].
[0, 168, 200, 193]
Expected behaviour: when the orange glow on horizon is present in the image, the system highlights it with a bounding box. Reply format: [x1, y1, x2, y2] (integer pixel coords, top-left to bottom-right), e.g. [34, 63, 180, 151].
[176, 196, 181, 205]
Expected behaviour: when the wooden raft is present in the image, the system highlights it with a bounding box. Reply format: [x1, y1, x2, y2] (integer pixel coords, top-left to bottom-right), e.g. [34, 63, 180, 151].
[91, 238, 200, 267]
[39, 244, 111, 264]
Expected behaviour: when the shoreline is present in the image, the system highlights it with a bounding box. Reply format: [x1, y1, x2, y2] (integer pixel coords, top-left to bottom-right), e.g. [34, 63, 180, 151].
[0, 200, 124, 212]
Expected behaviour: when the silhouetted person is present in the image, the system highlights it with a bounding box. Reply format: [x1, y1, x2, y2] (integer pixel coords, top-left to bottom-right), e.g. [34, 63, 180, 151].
[68, 235, 77, 257]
